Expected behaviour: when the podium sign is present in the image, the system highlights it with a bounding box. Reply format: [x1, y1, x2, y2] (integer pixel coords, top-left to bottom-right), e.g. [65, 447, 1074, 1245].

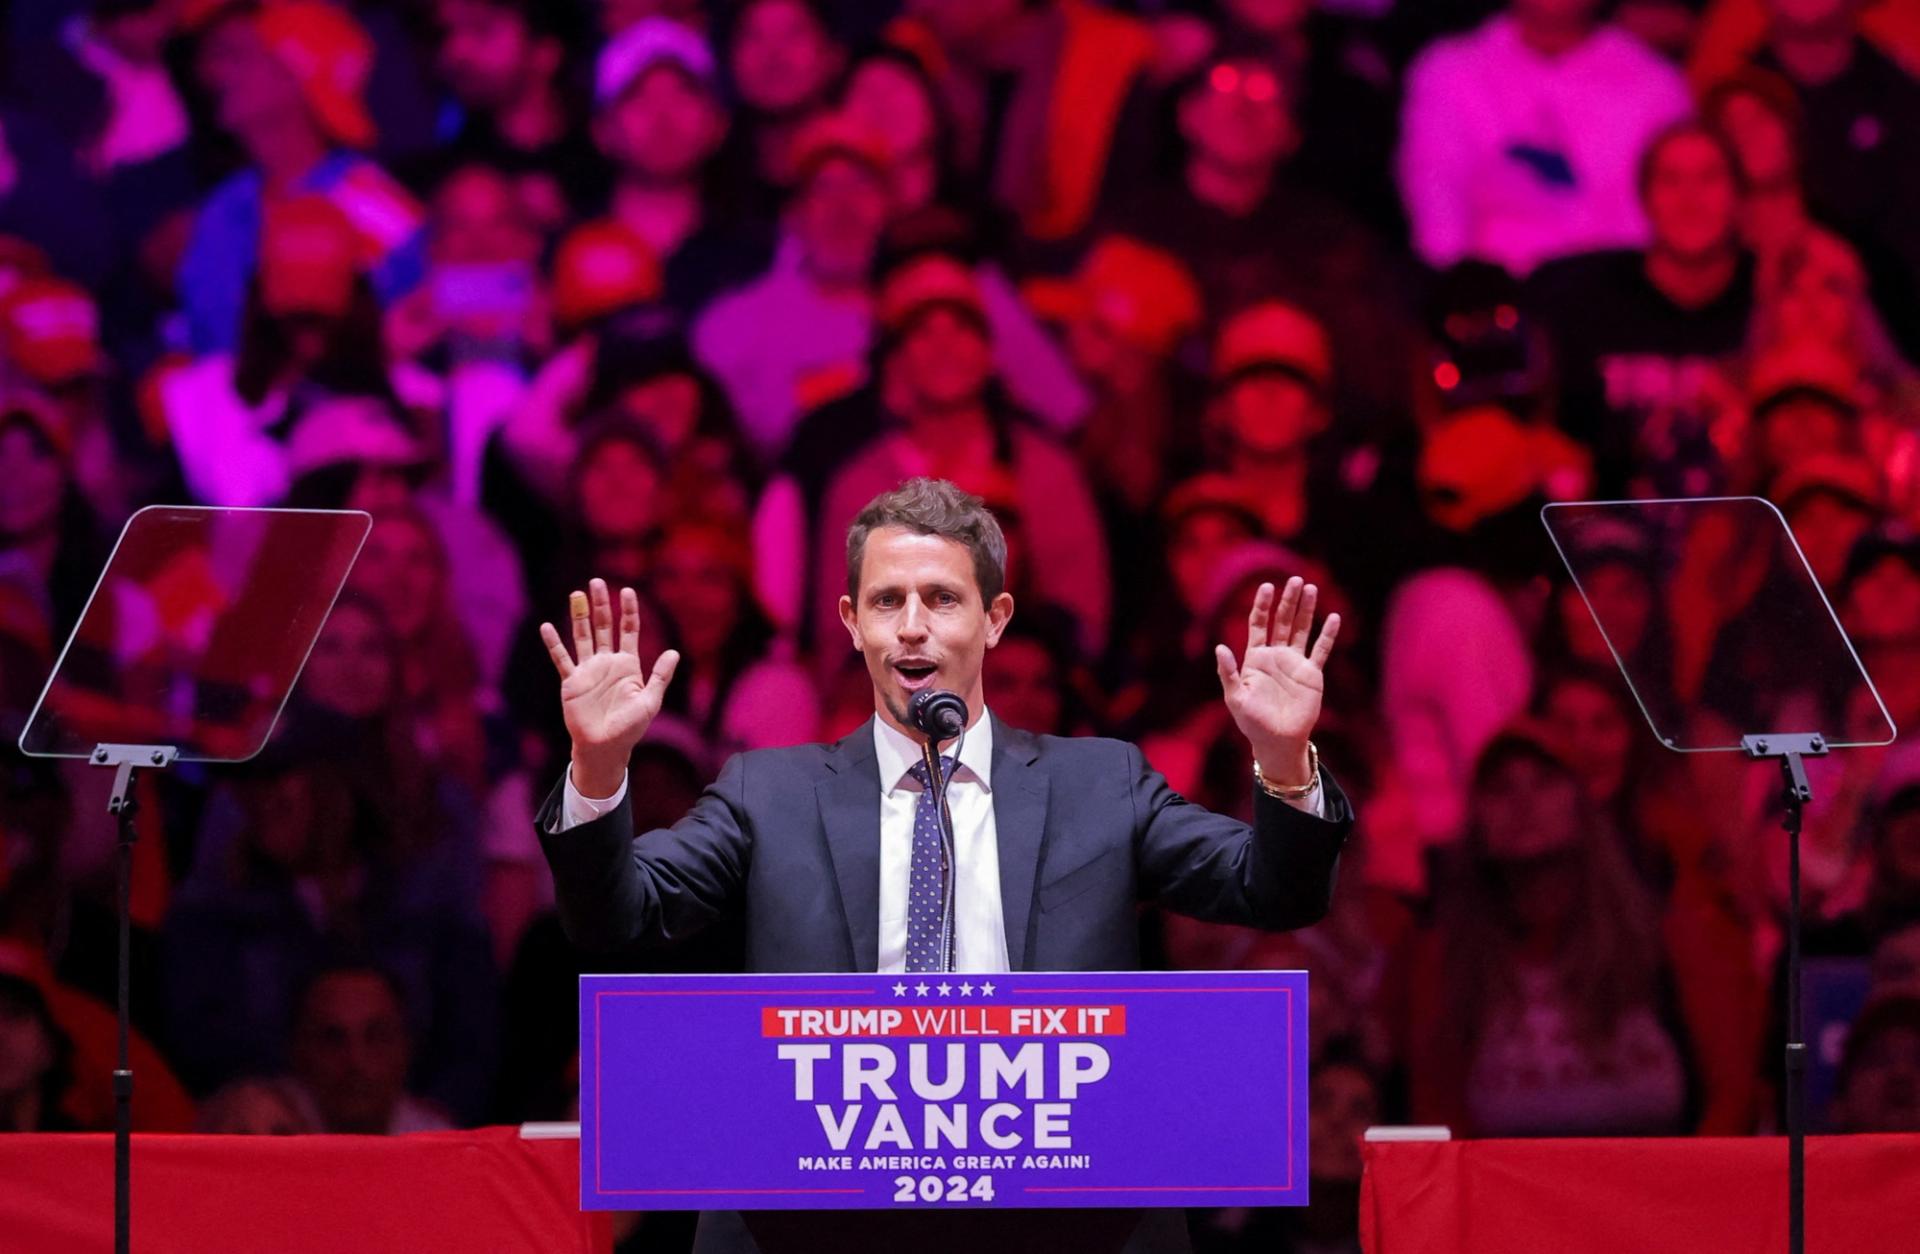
[579, 970, 1308, 1211]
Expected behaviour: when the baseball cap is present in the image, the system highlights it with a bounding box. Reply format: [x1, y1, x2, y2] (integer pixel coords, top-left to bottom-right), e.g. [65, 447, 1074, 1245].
[254, 1, 379, 150]
[790, 110, 892, 182]
[551, 219, 664, 331]
[1749, 337, 1861, 416]
[258, 195, 361, 319]
[595, 18, 719, 109]
[0, 278, 104, 387]
[1022, 235, 1202, 356]
[877, 251, 984, 335]
[1212, 301, 1331, 391]
[1770, 452, 1884, 514]
[1418, 405, 1592, 533]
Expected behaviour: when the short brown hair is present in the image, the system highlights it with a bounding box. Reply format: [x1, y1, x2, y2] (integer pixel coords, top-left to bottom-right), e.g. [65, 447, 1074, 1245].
[845, 477, 1007, 602]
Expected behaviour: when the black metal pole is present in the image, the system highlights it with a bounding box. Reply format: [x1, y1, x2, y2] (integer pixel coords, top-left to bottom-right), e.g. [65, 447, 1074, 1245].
[108, 761, 138, 1254]
[1780, 752, 1809, 1254]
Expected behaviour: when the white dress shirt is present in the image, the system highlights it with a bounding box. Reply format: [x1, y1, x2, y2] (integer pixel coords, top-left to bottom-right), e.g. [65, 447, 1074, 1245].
[557, 713, 1326, 973]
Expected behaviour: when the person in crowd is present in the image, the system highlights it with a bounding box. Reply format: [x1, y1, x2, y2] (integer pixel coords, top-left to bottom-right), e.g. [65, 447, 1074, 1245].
[693, 109, 894, 459]
[1398, 0, 1691, 277]
[721, 0, 848, 196]
[162, 195, 407, 507]
[1115, 47, 1415, 432]
[0, 275, 153, 523]
[802, 247, 1111, 660]
[891, 0, 1159, 246]
[0, 955, 77, 1133]
[1827, 994, 1920, 1132]
[1194, 1040, 1378, 1254]
[1524, 119, 1755, 494]
[981, 608, 1089, 738]
[1389, 728, 1701, 1137]
[1202, 0, 1405, 235]
[177, 1, 425, 355]
[345, 508, 490, 787]
[593, 16, 771, 316]
[286, 964, 454, 1134]
[431, 0, 600, 228]
[195, 1076, 315, 1135]
[1739, 0, 1920, 353]
[161, 613, 496, 1121]
[837, 44, 954, 215]
[648, 516, 818, 755]
[0, 392, 109, 641]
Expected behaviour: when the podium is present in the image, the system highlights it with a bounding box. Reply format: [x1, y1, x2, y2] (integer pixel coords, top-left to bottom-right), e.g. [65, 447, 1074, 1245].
[579, 970, 1311, 1253]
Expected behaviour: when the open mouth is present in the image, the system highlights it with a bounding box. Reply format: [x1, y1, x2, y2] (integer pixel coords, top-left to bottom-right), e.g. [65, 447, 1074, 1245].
[892, 660, 939, 691]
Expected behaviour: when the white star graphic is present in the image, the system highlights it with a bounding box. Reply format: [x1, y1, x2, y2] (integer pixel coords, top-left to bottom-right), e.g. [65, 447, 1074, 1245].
[937, 982, 953, 996]
[892, 982, 908, 997]
[958, 982, 974, 995]
[914, 982, 931, 997]
[979, 981, 996, 996]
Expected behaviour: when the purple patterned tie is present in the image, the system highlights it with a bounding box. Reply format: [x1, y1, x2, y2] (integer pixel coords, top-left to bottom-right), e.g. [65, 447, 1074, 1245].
[904, 755, 956, 974]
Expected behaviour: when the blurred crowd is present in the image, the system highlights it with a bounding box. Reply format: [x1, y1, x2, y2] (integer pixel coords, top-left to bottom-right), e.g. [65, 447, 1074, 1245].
[4, 0, 1920, 1249]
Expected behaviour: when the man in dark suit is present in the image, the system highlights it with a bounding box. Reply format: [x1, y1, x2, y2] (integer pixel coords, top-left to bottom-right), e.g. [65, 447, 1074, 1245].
[535, 476, 1352, 1254]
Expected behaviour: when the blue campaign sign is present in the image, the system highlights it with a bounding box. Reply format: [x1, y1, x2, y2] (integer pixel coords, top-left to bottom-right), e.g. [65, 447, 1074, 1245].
[579, 970, 1309, 1210]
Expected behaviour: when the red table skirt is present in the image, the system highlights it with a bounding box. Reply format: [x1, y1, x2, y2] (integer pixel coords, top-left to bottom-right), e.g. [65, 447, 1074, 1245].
[0, 1128, 609, 1253]
[1362, 1135, 1920, 1254]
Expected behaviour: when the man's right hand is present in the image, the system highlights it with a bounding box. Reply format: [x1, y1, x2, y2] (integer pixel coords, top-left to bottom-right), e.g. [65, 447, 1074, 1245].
[540, 578, 680, 800]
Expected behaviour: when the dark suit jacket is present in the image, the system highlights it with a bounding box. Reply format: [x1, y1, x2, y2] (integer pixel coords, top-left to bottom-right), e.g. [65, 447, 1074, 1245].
[535, 716, 1354, 1254]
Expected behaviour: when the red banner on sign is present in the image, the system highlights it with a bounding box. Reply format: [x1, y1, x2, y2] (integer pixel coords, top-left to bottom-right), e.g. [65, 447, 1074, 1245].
[760, 1005, 1129, 1038]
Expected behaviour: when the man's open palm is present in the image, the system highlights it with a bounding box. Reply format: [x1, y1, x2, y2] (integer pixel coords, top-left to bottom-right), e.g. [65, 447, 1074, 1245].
[1215, 577, 1341, 760]
[541, 579, 680, 763]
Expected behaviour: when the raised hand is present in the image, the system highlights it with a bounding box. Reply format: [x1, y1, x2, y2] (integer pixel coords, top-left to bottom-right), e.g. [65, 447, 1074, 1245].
[1214, 578, 1341, 787]
[540, 579, 680, 798]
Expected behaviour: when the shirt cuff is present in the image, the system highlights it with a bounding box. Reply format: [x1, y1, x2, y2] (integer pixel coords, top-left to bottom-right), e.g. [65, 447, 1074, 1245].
[558, 768, 629, 832]
[1283, 780, 1325, 818]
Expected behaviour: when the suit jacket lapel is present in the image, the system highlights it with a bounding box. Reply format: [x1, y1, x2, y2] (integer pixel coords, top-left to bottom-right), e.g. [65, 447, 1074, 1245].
[817, 720, 883, 971]
[990, 715, 1049, 971]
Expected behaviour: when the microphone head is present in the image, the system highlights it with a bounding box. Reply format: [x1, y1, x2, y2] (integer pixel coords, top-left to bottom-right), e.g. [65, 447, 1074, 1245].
[908, 689, 969, 740]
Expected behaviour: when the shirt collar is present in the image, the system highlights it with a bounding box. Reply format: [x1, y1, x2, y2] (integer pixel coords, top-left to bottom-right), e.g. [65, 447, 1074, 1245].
[873, 709, 995, 795]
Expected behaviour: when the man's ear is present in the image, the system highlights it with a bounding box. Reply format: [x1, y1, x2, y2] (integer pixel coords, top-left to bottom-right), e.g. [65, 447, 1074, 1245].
[983, 592, 1015, 648]
[838, 594, 862, 649]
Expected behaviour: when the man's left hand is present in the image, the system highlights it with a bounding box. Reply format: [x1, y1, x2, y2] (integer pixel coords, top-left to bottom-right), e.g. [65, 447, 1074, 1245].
[1214, 577, 1341, 787]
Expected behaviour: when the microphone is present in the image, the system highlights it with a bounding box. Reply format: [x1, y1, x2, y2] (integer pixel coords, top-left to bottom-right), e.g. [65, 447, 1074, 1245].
[908, 689, 969, 741]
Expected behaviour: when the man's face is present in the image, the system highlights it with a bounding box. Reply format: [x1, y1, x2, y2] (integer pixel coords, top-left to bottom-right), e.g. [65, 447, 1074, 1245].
[1645, 131, 1739, 261]
[436, 0, 545, 110]
[797, 158, 891, 285]
[1544, 676, 1635, 803]
[1845, 556, 1920, 646]
[839, 527, 1013, 736]
[431, 168, 542, 267]
[1179, 61, 1295, 174]
[291, 973, 411, 1134]
[984, 636, 1062, 735]
[1168, 509, 1256, 614]
[1770, 0, 1861, 37]
[1307, 1063, 1379, 1183]
[1835, 1024, 1920, 1132]
[578, 438, 664, 541]
[1475, 755, 1584, 863]
[1214, 372, 1325, 457]
[348, 516, 443, 643]
[197, 18, 309, 146]
[731, 0, 842, 116]
[301, 604, 395, 720]
[597, 65, 727, 182]
[1788, 492, 1876, 588]
[896, 308, 994, 414]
